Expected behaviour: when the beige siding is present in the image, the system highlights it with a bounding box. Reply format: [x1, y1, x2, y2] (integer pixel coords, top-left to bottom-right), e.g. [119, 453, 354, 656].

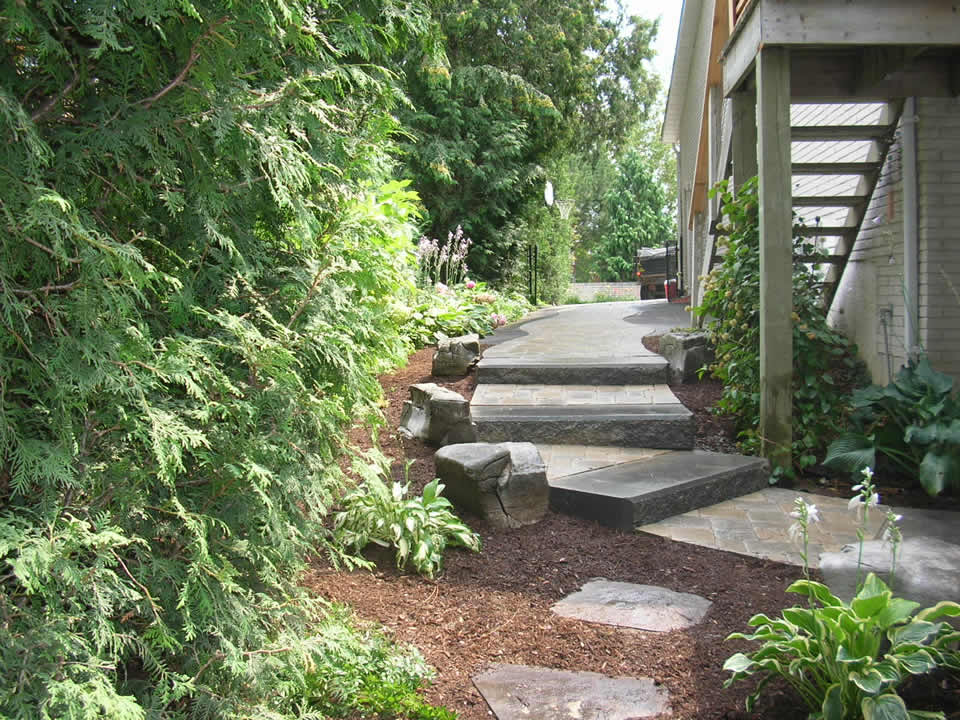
[827, 128, 906, 385]
[917, 97, 960, 385]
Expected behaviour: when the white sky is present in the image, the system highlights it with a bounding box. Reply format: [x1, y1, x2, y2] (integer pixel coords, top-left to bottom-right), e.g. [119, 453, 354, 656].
[622, 0, 683, 85]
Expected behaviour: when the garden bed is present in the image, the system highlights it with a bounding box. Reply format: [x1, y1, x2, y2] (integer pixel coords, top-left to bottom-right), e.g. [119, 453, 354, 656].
[306, 347, 959, 719]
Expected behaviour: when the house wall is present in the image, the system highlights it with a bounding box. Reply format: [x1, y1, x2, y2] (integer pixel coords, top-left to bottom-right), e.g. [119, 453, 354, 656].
[827, 128, 906, 385]
[829, 97, 960, 387]
[676, 0, 715, 305]
[917, 96, 960, 384]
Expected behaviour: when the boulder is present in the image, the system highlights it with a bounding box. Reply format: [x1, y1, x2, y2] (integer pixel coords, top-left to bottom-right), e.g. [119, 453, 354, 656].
[435, 442, 548, 528]
[432, 333, 481, 376]
[658, 330, 714, 383]
[398, 383, 477, 447]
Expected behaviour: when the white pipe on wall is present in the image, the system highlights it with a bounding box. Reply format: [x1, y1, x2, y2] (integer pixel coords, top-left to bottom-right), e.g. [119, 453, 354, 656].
[902, 97, 919, 358]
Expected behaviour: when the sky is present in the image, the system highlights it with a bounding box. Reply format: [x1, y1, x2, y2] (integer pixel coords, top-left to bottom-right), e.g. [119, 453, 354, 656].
[622, 0, 683, 85]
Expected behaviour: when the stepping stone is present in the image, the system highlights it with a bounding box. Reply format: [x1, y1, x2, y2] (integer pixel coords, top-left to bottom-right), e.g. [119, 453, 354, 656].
[549, 450, 769, 530]
[473, 664, 669, 720]
[551, 578, 712, 632]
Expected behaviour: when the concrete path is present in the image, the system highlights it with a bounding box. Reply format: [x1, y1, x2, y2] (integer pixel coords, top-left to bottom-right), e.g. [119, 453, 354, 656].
[481, 300, 689, 359]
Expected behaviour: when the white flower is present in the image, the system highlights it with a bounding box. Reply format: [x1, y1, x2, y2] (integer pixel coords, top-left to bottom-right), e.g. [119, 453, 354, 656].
[861, 466, 875, 481]
[848, 492, 880, 512]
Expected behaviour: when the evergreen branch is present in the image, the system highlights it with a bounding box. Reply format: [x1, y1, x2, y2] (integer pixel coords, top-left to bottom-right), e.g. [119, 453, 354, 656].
[10, 280, 81, 296]
[110, 549, 163, 620]
[140, 17, 229, 109]
[31, 70, 80, 123]
[24, 237, 81, 264]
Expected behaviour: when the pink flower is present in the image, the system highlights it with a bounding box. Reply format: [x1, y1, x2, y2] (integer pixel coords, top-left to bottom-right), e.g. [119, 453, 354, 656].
[491, 313, 507, 328]
[465, 279, 476, 290]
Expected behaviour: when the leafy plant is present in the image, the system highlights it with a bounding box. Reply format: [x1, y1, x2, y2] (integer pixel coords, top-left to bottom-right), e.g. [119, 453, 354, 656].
[334, 458, 481, 578]
[725, 470, 960, 719]
[724, 576, 960, 719]
[696, 177, 864, 473]
[824, 356, 960, 496]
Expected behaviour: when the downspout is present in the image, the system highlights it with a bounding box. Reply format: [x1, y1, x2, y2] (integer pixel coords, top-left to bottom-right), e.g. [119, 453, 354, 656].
[902, 98, 919, 360]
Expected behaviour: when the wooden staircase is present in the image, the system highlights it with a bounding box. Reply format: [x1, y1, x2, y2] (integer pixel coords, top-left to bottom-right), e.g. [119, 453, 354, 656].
[789, 101, 904, 310]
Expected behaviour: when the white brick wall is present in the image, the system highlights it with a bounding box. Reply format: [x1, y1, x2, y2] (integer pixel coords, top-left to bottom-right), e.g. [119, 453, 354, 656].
[917, 96, 960, 384]
[830, 98, 960, 388]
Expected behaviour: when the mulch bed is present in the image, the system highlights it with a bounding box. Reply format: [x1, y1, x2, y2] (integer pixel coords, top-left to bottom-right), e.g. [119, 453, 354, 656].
[305, 345, 960, 719]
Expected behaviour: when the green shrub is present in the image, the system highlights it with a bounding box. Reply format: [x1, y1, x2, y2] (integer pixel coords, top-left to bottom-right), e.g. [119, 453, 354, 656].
[0, 2, 452, 717]
[696, 178, 863, 474]
[334, 457, 481, 579]
[825, 356, 960, 496]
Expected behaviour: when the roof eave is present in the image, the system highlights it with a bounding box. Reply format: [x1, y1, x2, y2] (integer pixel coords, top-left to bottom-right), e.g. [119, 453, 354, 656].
[662, 0, 703, 144]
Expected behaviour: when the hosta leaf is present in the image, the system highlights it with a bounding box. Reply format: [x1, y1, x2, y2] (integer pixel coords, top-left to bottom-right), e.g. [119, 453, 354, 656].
[862, 694, 910, 720]
[822, 683, 845, 720]
[915, 601, 960, 623]
[853, 592, 892, 620]
[918, 449, 960, 496]
[890, 621, 939, 647]
[783, 607, 818, 635]
[876, 598, 921, 629]
[896, 650, 937, 675]
[823, 433, 876, 472]
[850, 667, 885, 694]
[723, 653, 755, 674]
[787, 580, 843, 607]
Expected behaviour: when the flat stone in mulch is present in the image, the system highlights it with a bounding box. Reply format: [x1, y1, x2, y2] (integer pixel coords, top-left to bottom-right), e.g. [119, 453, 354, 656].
[472, 663, 669, 720]
[550, 578, 712, 632]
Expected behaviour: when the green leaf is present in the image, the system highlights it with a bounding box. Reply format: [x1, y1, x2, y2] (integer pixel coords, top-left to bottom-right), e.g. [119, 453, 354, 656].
[917, 449, 960, 496]
[787, 580, 843, 607]
[875, 598, 922, 629]
[915, 601, 960, 623]
[862, 694, 911, 720]
[824, 433, 876, 471]
[821, 683, 845, 720]
[890, 621, 939, 647]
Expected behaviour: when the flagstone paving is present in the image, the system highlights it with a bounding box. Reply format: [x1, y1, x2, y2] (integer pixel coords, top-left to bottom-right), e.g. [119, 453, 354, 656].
[638, 487, 888, 568]
[472, 664, 669, 720]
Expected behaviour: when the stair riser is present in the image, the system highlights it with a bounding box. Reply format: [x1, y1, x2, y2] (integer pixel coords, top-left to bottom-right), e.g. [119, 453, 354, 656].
[476, 365, 668, 386]
[475, 417, 694, 450]
[549, 464, 770, 532]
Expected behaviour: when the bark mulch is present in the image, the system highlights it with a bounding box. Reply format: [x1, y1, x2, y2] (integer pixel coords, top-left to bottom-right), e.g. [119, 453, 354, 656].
[304, 346, 960, 720]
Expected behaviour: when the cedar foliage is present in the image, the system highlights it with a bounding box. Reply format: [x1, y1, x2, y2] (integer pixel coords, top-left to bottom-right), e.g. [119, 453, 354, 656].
[0, 1, 442, 717]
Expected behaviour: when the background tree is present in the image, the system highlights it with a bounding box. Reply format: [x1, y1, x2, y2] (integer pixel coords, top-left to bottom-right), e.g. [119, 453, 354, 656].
[399, 0, 659, 295]
[570, 93, 677, 281]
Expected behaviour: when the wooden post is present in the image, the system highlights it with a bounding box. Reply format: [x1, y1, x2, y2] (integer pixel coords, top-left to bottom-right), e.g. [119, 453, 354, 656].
[731, 89, 758, 191]
[756, 47, 793, 471]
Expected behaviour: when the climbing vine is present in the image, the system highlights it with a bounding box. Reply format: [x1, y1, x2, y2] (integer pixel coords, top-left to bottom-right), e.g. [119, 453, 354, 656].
[696, 178, 865, 473]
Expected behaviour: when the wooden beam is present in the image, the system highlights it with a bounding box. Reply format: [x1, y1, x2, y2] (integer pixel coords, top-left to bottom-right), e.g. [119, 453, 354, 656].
[790, 125, 893, 141]
[792, 195, 869, 207]
[792, 162, 876, 175]
[762, 0, 960, 46]
[721, 1, 762, 97]
[790, 51, 957, 100]
[795, 226, 857, 237]
[731, 89, 758, 190]
[756, 46, 793, 471]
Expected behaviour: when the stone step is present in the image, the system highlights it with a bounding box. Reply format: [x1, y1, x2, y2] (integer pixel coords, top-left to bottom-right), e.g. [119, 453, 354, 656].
[471, 384, 694, 449]
[476, 356, 668, 385]
[549, 451, 770, 531]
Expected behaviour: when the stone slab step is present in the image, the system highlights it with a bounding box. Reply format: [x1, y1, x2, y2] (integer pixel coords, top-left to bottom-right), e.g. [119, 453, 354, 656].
[549, 451, 770, 531]
[472, 403, 694, 449]
[476, 356, 668, 385]
[471, 383, 694, 449]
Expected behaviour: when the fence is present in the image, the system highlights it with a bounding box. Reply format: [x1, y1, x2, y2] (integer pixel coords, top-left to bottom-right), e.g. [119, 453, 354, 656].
[566, 282, 644, 302]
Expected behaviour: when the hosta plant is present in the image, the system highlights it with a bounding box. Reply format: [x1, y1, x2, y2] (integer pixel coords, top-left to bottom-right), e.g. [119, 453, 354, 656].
[334, 458, 481, 578]
[824, 355, 960, 496]
[724, 576, 960, 720]
[725, 471, 960, 719]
